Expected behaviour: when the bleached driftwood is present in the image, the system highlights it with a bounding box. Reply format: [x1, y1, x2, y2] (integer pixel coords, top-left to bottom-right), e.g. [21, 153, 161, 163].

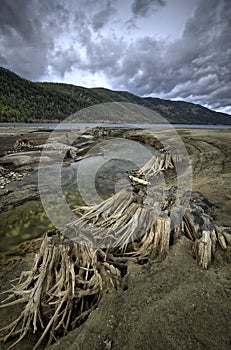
[138, 153, 174, 177]
[193, 230, 213, 269]
[128, 175, 150, 186]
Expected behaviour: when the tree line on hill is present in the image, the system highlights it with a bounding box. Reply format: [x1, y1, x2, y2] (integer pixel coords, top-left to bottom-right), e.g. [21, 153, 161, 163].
[0, 67, 230, 124]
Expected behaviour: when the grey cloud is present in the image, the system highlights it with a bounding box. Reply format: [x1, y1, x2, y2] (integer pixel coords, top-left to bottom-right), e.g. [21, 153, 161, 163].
[105, 0, 230, 112]
[0, 0, 33, 40]
[131, 0, 165, 17]
[163, 0, 231, 110]
[80, 37, 124, 74]
[0, 0, 89, 80]
[0, 0, 230, 114]
[92, 1, 114, 30]
[49, 49, 80, 78]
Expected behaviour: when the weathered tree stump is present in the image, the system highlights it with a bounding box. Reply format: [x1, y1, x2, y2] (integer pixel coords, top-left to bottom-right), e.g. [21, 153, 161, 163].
[0, 232, 120, 349]
[183, 194, 231, 269]
[194, 229, 214, 269]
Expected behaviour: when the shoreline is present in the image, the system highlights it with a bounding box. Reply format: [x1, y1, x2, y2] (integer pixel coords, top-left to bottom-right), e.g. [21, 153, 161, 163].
[0, 123, 231, 133]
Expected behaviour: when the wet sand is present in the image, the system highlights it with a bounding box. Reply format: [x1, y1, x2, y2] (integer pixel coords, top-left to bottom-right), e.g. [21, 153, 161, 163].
[0, 128, 230, 350]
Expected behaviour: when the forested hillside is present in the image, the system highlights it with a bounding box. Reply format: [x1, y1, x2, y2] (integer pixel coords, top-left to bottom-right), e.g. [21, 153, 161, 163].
[0, 67, 230, 124]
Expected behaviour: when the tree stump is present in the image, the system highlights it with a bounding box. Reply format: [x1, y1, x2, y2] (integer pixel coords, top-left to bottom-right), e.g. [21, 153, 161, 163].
[0, 232, 120, 349]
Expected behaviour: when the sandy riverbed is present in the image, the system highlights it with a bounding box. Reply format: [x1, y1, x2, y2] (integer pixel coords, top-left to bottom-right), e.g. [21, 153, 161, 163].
[0, 127, 230, 350]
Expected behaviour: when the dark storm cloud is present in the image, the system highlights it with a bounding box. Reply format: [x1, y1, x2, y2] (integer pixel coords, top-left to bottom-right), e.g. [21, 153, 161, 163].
[110, 0, 230, 112]
[163, 0, 231, 111]
[0, 0, 90, 79]
[131, 0, 165, 17]
[0, 0, 67, 79]
[92, 1, 115, 30]
[0, 0, 32, 40]
[0, 0, 230, 113]
[0, 0, 117, 80]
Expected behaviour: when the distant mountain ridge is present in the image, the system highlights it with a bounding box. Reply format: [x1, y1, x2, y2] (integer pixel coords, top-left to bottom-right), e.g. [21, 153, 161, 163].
[0, 66, 230, 124]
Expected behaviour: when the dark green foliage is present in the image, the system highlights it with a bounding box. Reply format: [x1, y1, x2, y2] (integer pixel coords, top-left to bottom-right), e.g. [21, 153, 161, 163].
[0, 66, 230, 124]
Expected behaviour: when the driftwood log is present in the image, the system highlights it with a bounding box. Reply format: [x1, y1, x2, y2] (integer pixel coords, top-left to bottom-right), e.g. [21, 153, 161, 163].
[1, 151, 230, 349]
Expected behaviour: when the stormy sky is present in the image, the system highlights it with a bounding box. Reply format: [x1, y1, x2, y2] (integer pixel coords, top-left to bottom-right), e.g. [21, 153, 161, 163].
[0, 0, 230, 114]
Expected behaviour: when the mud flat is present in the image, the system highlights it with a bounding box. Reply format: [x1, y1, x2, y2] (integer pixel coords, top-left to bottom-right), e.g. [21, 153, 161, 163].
[0, 127, 230, 350]
[125, 127, 231, 226]
[178, 128, 231, 227]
